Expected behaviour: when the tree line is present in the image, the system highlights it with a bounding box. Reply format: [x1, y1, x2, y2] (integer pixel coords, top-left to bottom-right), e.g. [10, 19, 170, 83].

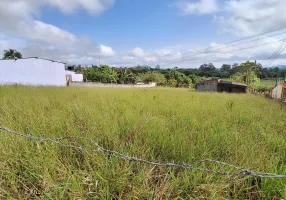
[2, 49, 285, 88]
[68, 61, 283, 89]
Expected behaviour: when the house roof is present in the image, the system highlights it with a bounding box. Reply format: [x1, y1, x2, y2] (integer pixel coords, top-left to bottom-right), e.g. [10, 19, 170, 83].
[0, 57, 66, 64]
[227, 82, 248, 87]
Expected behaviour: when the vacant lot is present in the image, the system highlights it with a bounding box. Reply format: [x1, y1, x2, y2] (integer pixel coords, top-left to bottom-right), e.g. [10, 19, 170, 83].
[0, 86, 285, 199]
[260, 78, 284, 88]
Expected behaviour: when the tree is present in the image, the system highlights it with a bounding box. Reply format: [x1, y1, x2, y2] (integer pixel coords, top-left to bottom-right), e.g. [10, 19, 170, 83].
[221, 64, 231, 72]
[165, 71, 191, 87]
[230, 61, 261, 90]
[199, 63, 216, 71]
[198, 63, 217, 77]
[220, 64, 231, 78]
[189, 74, 200, 84]
[236, 61, 256, 86]
[141, 72, 165, 85]
[3, 49, 22, 59]
[116, 68, 135, 84]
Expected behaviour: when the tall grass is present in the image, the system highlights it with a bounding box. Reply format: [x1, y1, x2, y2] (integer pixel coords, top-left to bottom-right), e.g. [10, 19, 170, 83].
[0, 86, 285, 199]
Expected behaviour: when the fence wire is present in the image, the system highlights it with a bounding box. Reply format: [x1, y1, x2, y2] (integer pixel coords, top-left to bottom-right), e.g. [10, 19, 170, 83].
[0, 125, 286, 179]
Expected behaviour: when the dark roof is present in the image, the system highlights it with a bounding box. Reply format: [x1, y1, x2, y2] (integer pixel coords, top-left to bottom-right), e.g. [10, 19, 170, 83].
[230, 82, 248, 87]
[0, 57, 66, 64]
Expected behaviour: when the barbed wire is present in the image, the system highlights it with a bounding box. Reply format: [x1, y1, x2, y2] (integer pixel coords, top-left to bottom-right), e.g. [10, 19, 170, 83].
[0, 125, 286, 179]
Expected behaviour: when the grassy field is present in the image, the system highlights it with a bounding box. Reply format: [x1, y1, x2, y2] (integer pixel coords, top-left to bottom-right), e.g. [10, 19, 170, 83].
[0, 86, 286, 199]
[260, 79, 284, 88]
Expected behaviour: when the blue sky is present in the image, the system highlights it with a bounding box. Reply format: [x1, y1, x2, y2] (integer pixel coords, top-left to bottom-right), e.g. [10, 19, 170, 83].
[40, 0, 223, 50]
[0, 0, 286, 68]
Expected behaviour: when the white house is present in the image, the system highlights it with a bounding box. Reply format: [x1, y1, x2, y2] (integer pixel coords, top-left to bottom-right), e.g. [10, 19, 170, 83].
[0, 57, 67, 86]
[65, 70, 84, 82]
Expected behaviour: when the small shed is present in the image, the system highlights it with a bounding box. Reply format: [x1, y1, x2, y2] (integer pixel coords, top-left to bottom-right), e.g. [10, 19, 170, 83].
[196, 80, 247, 93]
[272, 83, 286, 99]
[0, 57, 66, 86]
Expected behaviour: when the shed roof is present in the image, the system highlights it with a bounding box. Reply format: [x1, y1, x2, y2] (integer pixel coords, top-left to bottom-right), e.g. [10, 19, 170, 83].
[0, 57, 66, 64]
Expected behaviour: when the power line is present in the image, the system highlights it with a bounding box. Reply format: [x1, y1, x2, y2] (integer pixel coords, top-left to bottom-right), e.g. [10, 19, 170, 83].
[175, 37, 286, 64]
[181, 27, 286, 58]
[264, 39, 286, 67]
[266, 41, 286, 67]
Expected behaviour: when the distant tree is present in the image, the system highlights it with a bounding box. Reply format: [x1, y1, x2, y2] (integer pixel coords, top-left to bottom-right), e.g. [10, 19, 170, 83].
[199, 63, 216, 71]
[221, 64, 231, 72]
[165, 71, 191, 87]
[3, 49, 22, 59]
[141, 71, 165, 85]
[116, 68, 135, 84]
[232, 63, 239, 68]
[220, 64, 231, 78]
[230, 61, 261, 90]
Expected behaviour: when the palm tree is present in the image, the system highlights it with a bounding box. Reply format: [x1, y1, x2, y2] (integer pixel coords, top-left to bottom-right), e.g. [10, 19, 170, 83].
[3, 49, 23, 59]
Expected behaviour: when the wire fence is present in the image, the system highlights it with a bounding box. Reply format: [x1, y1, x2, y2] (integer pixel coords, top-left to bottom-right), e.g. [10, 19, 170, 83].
[0, 125, 286, 179]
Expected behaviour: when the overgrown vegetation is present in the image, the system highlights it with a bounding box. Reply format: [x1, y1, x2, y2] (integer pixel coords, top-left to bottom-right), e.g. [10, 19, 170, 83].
[71, 61, 286, 89]
[0, 86, 285, 199]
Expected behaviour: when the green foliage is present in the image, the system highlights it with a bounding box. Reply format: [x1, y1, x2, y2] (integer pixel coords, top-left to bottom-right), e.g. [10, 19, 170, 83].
[165, 71, 192, 87]
[230, 61, 261, 90]
[188, 74, 201, 84]
[0, 86, 285, 199]
[141, 71, 165, 85]
[115, 68, 136, 84]
[83, 65, 117, 83]
[165, 78, 178, 87]
[3, 49, 22, 59]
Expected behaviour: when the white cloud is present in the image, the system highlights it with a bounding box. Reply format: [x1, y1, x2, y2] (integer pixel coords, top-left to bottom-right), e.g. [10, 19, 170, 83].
[132, 47, 145, 57]
[45, 0, 115, 15]
[215, 0, 286, 36]
[99, 45, 115, 57]
[144, 57, 157, 62]
[1, 0, 285, 68]
[0, 0, 115, 63]
[175, 0, 218, 15]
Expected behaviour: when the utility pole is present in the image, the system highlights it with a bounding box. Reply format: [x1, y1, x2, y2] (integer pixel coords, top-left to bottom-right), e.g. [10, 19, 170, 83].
[98, 56, 101, 67]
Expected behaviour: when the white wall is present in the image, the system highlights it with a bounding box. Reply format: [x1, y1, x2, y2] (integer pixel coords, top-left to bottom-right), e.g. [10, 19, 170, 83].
[71, 82, 157, 88]
[0, 58, 66, 86]
[65, 70, 75, 75]
[272, 83, 286, 99]
[72, 74, 83, 82]
[65, 70, 83, 82]
[272, 85, 282, 99]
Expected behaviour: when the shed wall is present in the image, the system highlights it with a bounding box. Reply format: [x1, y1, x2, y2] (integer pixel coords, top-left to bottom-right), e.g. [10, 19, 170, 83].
[272, 83, 286, 99]
[196, 82, 218, 92]
[0, 59, 66, 86]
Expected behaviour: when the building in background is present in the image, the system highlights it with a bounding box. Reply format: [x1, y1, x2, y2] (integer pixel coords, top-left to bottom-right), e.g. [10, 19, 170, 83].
[272, 82, 286, 99]
[0, 57, 67, 86]
[65, 70, 84, 82]
[196, 80, 247, 93]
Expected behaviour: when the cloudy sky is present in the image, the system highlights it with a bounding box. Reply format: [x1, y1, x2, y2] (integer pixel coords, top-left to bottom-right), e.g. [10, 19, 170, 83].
[0, 0, 286, 68]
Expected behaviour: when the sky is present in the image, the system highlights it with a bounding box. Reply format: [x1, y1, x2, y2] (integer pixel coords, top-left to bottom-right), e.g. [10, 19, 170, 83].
[1, 0, 286, 68]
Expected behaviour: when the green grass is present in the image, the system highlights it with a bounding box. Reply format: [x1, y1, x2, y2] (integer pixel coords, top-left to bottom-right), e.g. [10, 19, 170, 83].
[0, 86, 285, 199]
[260, 79, 284, 88]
